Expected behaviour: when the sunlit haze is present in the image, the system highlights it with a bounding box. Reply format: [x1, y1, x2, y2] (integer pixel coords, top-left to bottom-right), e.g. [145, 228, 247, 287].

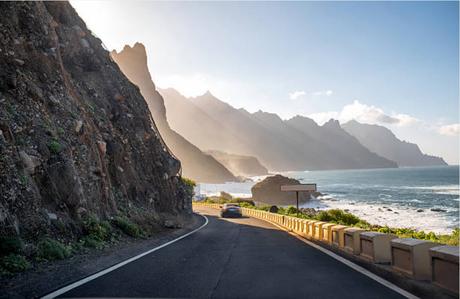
[71, 1, 459, 164]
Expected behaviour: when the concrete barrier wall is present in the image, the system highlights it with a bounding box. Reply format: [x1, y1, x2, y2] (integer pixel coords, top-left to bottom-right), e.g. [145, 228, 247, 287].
[192, 202, 459, 294]
[391, 238, 438, 281]
[429, 245, 459, 294]
[359, 232, 396, 264]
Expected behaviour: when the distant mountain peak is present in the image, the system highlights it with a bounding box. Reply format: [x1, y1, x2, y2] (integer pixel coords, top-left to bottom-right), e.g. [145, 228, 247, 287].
[114, 42, 147, 57]
[252, 110, 284, 123]
[323, 118, 341, 129]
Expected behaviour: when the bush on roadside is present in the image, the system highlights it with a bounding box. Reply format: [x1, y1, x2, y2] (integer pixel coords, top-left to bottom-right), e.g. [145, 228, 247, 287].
[82, 215, 113, 242]
[232, 198, 256, 206]
[0, 254, 30, 274]
[315, 209, 362, 226]
[80, 236, 105, 249]
[0, 236, 24, 256]
[112, 216, 143, 238]
[37, 238, 71, 261]
[286, 206, 299, 215]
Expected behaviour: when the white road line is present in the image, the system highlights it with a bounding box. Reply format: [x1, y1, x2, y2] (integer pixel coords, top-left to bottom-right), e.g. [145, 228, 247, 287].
[41, 214, 209, 299]
[262, 218, 419, 299]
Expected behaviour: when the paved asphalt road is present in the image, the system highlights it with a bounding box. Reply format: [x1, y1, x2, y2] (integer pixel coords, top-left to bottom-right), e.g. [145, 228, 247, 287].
[59, 207, 408, 299]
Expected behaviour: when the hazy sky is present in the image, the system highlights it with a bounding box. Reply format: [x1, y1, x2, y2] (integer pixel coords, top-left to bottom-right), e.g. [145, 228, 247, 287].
[71, 1, 459, 164]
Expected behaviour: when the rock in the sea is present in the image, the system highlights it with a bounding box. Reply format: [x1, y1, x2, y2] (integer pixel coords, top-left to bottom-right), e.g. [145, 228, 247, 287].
[251, 174, 310, 205]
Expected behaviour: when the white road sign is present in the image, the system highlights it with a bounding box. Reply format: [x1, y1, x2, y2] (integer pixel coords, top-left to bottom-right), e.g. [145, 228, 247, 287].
[280, 184, 317, 192]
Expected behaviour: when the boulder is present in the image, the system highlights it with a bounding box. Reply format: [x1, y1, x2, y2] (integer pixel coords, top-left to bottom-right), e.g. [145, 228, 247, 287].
[19, 151, 41, 175]
[75, 120, 83, 133]
[251, 174, 311, 205]
[220, 191, 232, 201]
[269, 205, 279, 213]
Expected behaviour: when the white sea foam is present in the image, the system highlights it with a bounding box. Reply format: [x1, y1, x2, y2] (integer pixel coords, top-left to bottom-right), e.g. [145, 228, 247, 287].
[312, 199, 457, 234]
[408, 199, 422, 203]
[402, 184, 460, 196]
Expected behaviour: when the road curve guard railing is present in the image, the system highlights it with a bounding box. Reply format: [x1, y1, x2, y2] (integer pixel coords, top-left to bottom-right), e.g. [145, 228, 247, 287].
[193, 201, 459, 296]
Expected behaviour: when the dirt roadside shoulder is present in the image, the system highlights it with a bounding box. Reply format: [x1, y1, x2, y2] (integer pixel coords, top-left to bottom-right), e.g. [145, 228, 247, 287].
[0, 213, 204, 299]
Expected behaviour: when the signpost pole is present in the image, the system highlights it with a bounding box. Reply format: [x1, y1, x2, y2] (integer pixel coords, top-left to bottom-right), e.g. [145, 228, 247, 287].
[296, 191, 299, 216]
[280, 184, 317, 218]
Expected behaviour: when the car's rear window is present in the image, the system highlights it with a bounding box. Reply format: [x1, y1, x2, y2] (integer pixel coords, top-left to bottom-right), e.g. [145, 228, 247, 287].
[225, 204, 240, 207]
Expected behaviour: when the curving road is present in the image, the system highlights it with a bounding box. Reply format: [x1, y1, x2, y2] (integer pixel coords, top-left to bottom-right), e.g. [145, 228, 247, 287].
[57, 206, 409, 299]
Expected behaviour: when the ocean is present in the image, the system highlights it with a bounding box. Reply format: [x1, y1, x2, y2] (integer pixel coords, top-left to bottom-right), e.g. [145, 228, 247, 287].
[197, 166, 459, 234]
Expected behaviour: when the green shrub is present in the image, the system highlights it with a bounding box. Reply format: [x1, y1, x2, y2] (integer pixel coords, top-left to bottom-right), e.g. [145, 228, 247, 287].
[57, 127, 65, 136]
[181, 177, 196, 198]
[80, 236, 104, 249]
[0, 236, 24, 256]
[181, 177, 196, 188]
[83, 215, 113, 241]
[0, 254, 30, 274]
[113, 217, 142, 238]
[237, 201, 256, 208]
[48, 140, 61, 154]
[37, 238, 71, 261]
[232, 198, 256, 206]
[314, 209, 362, 226]
[286, 206, 299, 215]
[257, 205, 272, 211]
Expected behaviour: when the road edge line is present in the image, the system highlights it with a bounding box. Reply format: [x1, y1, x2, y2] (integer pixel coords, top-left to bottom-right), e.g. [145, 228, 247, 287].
[259, 217, 419, 299]
[41, 213, 209, 299]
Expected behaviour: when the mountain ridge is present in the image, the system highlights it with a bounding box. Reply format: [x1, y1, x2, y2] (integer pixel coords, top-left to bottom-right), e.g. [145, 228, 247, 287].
[160, 88, 399, 171]
[342, 120, 447, 167]
[111, 44, 238, 183]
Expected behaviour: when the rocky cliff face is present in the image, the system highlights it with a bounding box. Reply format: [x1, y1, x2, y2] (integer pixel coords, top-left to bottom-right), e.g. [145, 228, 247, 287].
[342, 120, 447, 167]
[0, 2, 191, 240]
[111, 43, 237, 183]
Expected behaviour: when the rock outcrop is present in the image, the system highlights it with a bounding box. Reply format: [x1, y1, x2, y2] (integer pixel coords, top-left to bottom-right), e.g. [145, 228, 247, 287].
[342, 120, 448, 167]
[0, 2, 191, 239]
[251, 175, 310, 205]
[110, 43, 237, 183]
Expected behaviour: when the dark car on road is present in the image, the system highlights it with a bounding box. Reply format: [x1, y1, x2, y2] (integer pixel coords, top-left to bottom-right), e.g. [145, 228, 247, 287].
[220, 203, 242, 218]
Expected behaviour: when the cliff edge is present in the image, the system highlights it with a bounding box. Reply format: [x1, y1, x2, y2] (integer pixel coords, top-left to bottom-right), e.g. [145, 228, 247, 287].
[0, 2, 191, 240]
